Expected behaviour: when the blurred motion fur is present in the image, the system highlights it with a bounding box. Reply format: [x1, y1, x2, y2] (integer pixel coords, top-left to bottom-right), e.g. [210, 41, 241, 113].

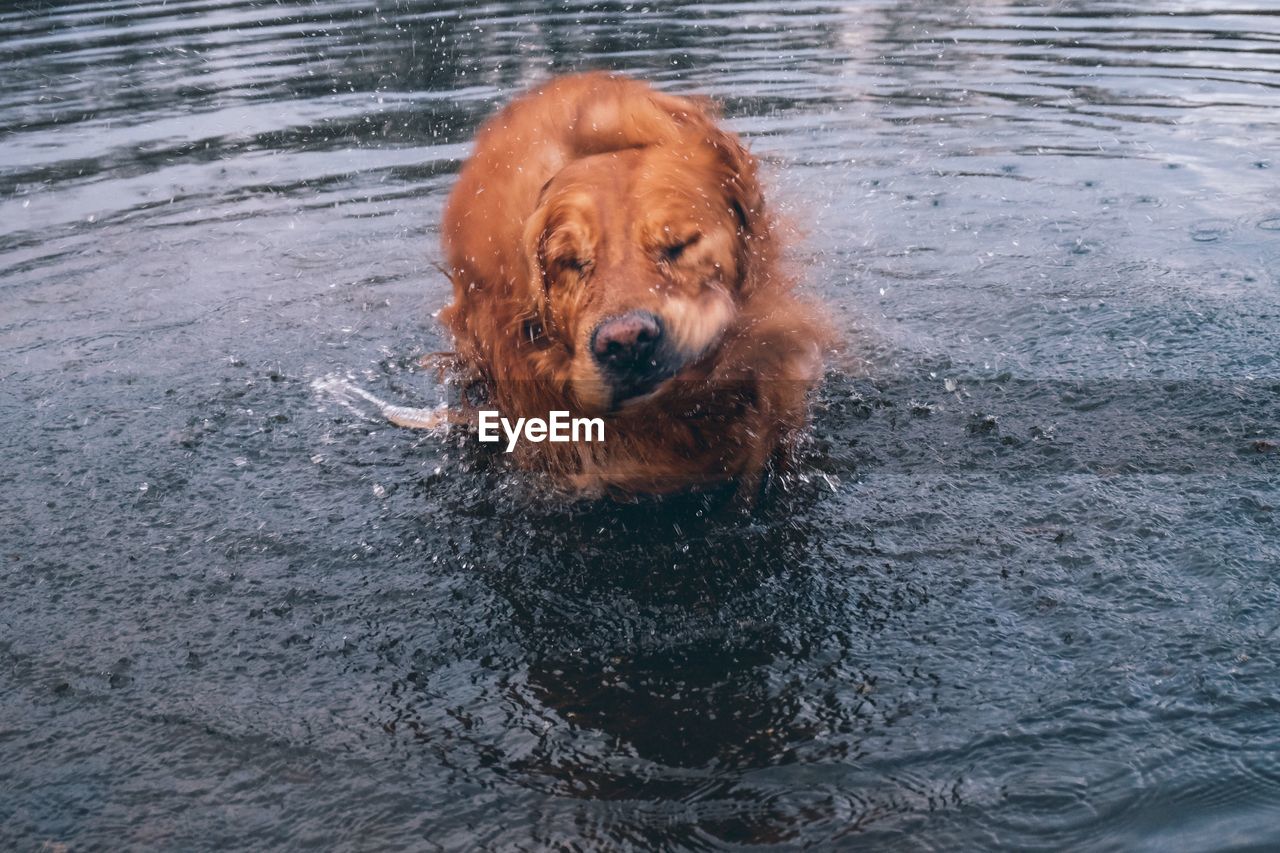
[439, 72, 829, 496]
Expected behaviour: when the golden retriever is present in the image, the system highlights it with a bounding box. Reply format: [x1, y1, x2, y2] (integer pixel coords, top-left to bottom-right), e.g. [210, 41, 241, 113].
[439, 72, 828, 496]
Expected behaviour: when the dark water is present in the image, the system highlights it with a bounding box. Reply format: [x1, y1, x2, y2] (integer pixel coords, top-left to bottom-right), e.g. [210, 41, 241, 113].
[2, 1, 1279, 849]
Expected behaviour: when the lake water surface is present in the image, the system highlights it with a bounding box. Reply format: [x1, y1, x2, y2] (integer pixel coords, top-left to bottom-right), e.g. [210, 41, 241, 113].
[2, 1, 1279, 849]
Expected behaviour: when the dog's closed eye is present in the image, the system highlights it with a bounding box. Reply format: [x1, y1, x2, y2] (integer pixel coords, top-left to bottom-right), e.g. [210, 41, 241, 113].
[545, 254, 592, 281]
[662, 233, 701, 263]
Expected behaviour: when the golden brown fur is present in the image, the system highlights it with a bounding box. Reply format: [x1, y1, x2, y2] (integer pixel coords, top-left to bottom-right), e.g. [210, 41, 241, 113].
[439, 72, 829, 496]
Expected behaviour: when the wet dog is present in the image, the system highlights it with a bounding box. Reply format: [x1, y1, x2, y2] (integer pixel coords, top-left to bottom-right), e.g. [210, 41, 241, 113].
[440, 72, 828, 496]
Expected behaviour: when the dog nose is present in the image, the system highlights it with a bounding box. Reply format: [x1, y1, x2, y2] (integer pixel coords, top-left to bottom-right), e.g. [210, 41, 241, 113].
[591, 311, 664, 371]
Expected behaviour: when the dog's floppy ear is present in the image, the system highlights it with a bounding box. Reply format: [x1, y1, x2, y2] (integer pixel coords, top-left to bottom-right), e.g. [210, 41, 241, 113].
[651, 89, 765, 234]
[520, 196, 554, 300]
[706, 127, 765, 237]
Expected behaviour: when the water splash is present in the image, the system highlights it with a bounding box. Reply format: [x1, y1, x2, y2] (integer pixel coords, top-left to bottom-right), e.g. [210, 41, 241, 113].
[311, 373, 446, 430]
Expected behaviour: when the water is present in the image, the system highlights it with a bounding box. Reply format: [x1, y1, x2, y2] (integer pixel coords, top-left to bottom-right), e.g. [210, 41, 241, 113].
[2, 1, 1279, 849]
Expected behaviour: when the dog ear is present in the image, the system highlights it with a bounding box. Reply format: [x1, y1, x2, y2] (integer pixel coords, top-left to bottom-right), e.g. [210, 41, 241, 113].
[706, 128, 765, 237]
[519, 196, 549, 286]
[646, 81, 765, 235]
[520, 196, 580, 350]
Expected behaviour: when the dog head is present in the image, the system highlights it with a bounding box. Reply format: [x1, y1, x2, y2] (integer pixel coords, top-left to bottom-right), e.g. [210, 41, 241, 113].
[520, 130, 765, 413]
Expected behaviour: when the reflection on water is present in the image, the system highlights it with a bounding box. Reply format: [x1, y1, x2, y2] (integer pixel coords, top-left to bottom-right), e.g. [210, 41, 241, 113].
[2, 1, 1279, 849]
